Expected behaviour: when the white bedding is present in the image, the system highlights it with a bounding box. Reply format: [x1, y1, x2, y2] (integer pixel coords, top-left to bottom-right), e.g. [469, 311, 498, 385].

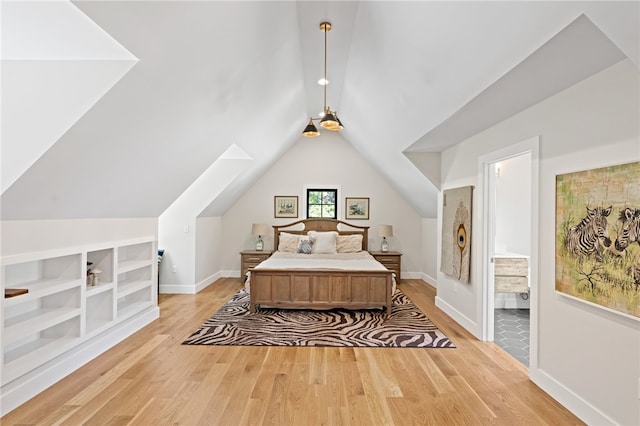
[245, 251, 396, 292]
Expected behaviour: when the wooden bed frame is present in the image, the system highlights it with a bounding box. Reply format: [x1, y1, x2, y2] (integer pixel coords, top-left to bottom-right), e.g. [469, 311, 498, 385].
[248, 219, 393, 314]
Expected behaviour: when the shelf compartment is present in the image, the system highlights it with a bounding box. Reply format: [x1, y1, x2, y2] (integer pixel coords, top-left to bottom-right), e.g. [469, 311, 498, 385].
[87, 248, 114, 287]
[2, 316, 81, 384]
[118, 259, 152, 274]
[118, 265, 152, 295]
[118, 280, 152, 298]
[117, 286, 152, 320]
[4, 253, 82, 288]
[4, 286, 81, 344]
[4, 306, 81, 344]
[86, 289, 114, 335]
[118, 242, 153, 271]
[86, 281, 114, 296]
[3, 277, 81, 307]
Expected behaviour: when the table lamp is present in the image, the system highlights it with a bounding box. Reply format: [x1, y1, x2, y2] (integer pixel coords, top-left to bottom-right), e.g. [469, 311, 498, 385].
[251, 223, 270, 251]
[378, 224, 393, 252]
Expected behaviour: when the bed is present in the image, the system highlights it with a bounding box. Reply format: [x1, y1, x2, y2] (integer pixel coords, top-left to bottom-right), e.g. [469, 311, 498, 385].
[246, 219, 395, 314]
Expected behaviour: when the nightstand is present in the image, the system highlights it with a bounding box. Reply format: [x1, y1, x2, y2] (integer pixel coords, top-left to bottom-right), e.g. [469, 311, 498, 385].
[369, 251, 402, 281]
[240, 250, 272, 282]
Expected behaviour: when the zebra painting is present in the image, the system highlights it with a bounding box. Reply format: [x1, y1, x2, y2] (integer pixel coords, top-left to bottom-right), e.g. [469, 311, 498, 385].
[564, 206, 612, 261]
[611, 207, 640, 254]
[556, 162, 640, 318]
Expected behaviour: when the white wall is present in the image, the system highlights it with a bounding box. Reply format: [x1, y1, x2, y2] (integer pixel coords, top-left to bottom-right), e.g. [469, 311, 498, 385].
[158, 146, 252, 293]
[438, 59, 639, 425]
[158, 213, 196, 293]
[220, 131, 424, 277]
[1, 1, 138, 194]
[195, 216, 222, 286]
[494, 153, 531, 255]
[421, 218, 438, 285]
[1, 218, 157, 256]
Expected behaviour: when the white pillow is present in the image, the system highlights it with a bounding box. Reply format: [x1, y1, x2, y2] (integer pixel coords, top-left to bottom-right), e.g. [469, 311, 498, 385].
[278, 232, 301, 252]
[307, 231, 337, 254]
[336, 234, 363, 253]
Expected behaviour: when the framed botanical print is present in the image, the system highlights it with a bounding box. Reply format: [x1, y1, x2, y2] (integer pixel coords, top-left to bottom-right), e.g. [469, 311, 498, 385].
[345, 197, 369, 220]
[274, 196, 298, 218]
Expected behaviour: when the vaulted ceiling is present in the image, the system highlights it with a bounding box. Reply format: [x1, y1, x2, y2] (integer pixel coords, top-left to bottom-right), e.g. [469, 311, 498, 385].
[2, 1, 638, 220]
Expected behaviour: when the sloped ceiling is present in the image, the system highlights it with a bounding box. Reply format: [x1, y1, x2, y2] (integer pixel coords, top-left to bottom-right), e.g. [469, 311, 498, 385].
[1, 1, 638, 220]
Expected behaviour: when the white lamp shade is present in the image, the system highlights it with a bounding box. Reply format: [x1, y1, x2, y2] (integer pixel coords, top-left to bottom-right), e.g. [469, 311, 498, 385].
[252, 223, 270, 236]
[378, 224, 393, 238]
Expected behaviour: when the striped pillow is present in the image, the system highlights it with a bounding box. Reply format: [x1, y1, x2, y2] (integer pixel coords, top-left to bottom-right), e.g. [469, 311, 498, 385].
[336, 234, 363, 253]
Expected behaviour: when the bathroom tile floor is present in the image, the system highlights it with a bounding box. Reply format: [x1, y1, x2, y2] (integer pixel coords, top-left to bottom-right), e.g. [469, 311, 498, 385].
[494, 309, 530, 366]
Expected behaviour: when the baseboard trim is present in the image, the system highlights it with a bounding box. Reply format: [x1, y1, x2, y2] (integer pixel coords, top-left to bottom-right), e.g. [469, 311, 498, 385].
[435, 295, 481, 339]
[222, 269, 240, 278]
[160, 284, 196, 294]
[419, 272, 437, 287]
[400, 272, 421, 279]
[0, 307, 159, 416]
[529, 368, 615, 425]
[195, 272, 221, 293]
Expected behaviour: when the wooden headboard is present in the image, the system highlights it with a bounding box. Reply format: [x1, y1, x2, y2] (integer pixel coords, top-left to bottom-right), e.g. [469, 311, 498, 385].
[273, 219, 369, 251]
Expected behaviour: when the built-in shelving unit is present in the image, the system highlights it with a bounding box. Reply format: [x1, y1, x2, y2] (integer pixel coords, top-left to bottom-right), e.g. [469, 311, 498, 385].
[1, 237, 158, 415]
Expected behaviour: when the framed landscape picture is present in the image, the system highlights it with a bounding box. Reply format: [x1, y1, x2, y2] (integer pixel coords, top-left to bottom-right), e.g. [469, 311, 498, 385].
[274, 196, 298, 218]
[345, 197, 369, 220]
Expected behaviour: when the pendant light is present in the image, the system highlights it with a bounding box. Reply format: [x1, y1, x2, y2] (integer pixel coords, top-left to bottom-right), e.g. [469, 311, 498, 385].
[302, 21, 344, 137]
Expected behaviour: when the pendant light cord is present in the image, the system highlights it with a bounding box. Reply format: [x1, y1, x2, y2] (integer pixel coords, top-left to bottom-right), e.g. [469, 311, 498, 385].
[323, 25, 328, 113]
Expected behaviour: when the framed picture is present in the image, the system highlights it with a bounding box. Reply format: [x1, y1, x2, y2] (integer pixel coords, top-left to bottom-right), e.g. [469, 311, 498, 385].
[556, 162, 640, 319]
[440, 186, 473, 283]
[274, 196, 298, 218]
[345, 197, 369, 220]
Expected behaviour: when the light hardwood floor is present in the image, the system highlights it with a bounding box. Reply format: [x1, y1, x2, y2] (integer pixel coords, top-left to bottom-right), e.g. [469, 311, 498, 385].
[2, 278, 584, 425]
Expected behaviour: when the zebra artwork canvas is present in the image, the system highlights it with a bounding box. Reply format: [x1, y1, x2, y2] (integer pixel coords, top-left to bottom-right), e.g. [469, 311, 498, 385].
[612, 207, 640, 254]
[556, 161, 640, 319]
[564, 206, 612, 261]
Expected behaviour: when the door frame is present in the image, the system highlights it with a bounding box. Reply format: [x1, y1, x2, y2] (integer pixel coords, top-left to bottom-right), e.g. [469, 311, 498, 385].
[478, 136, 540, 371]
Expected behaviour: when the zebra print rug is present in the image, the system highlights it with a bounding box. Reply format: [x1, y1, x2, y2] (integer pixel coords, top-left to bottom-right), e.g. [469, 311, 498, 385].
[183, 289, 455, 348]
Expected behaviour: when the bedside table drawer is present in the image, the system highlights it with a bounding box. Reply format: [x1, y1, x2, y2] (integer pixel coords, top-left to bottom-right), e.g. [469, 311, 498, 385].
[375, 256, 399, 265]
[369, 251, 402, 281]
[240, 251, 272, 282]
[244, 260, 264, 269]
[244, 255, 269, 263]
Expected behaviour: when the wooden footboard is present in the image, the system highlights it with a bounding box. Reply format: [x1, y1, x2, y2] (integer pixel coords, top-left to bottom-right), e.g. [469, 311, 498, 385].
[248, 268, 393, 314]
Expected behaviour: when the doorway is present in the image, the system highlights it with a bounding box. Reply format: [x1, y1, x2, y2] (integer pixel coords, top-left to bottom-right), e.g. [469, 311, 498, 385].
[492, 153, 531, 366]
[479, 137, 539, 369]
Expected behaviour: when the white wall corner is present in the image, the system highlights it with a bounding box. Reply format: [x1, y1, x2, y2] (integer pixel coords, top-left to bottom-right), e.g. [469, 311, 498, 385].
[401, 272, 425, 280]
[435, 295, 482, 339]
[195, 272, 221, 293]
[420, 272, 437, 287]
[222, 270, 241, 279]
[529, 369, 617, 426]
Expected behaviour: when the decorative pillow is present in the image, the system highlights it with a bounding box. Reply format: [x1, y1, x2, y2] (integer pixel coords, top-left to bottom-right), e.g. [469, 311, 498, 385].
[307, 231, 337, 254]
[336, 234, 363, 253]
[278, 233, 301, 252]
[297, 236, 315, 254]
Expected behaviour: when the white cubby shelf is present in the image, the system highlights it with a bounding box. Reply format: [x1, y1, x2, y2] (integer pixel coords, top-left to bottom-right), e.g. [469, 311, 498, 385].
[1, 236, 159, 416]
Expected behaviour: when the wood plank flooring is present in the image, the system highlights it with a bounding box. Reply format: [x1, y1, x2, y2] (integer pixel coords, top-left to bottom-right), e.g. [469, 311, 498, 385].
[1, 278, 584, 425]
